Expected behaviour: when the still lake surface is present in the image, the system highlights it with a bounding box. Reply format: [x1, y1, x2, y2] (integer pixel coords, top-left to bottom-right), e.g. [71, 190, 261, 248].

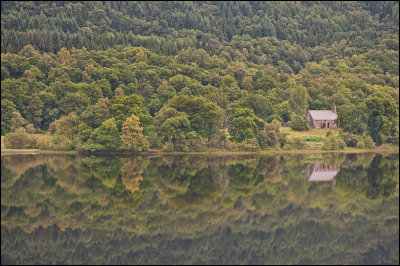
[1, 153, 399, 265]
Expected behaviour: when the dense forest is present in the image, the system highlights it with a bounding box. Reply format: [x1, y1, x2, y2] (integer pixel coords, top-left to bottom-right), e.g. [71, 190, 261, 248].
[1, 1, 399, 151]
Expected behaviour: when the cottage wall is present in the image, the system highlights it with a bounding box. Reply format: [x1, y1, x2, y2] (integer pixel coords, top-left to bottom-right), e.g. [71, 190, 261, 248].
[307, 108, 338, 129]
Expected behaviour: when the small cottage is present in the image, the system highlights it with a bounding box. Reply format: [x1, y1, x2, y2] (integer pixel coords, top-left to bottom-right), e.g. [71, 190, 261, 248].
[307, 103, 338, 129]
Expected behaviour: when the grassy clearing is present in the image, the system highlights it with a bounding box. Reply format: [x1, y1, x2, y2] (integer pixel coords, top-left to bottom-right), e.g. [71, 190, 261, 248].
[281, 127, 339, 148]
[281, 127, 339, 138]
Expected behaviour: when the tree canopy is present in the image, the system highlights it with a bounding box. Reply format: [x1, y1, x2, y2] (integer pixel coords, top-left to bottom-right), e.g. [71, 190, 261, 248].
[1, 1, 399, 150]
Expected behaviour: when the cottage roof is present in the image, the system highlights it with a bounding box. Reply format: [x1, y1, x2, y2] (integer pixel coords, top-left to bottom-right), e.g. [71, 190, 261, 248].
[308, 110, 337, 120]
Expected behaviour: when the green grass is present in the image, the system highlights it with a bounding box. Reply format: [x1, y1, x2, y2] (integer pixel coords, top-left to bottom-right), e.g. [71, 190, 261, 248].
[281, 128, 339, 148]
[281, 127, 339, 138]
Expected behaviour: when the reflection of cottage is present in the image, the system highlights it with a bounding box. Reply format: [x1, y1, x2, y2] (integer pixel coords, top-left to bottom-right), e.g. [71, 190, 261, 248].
[307, 103, 338, 129]
[307, 163, 339, 187]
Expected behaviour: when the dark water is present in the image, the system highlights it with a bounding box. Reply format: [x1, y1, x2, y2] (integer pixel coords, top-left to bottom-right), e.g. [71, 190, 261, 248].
[1, 153, 399, 265]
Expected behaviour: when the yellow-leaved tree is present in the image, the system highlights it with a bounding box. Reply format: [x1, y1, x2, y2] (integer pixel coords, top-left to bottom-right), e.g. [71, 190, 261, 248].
[121, 114, 149, 151]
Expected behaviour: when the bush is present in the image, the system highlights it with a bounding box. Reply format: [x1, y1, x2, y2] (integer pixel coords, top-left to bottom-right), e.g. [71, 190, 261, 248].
[36, 134, 53, 150]
[4, 127, 34, 149]
[185, 131, 206, 151]
[26, 124, 36, 134]
[363, 135, 375, 149]
[74, 137, 84, 151]
[52, 135, 74, 150]
[162, 140, 174, 152]
[356, 140, 365, 149]
[338, 138, 346, 149]
[322, 135, 346, 150]
[356, 136, 375, 149]
[284, 137, 308, 149]
[340, 132, 359, 147]
[279, 132, 288, 147]
[82, 118, 121, 151]
[259, 129, 279, 149]
[302, 136, 323, 142]
[236, 138, 260, 151]
[287, 113, 309, 131]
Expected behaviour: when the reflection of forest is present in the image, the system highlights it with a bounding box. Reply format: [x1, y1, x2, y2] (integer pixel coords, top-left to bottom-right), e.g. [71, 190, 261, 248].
[1, 153, 399, 264]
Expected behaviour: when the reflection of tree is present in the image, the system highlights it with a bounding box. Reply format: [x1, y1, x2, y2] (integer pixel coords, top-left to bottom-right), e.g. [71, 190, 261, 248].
[320, 153, 346, 167]
[82, 156, 122, 188]
[1, 157, 14, 188]
[336, 154, 398, 200]
[121, 157, 149, 193]
[257, 156, 280, 182]
[1, 153, 399, 265]
[228, 162, 264, 196]
[153, 156, 222, 209]
[108, 157, 151, 210]
[154, 158, 192, 199]
[168, 167, 222, 209]
[365, 155, 398, 199]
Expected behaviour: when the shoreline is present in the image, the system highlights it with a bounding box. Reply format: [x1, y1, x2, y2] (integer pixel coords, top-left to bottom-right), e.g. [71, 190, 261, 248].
[1, 146, 398, 156]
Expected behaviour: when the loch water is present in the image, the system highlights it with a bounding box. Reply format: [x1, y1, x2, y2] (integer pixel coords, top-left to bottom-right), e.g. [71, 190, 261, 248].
[1, 153, 399, 265]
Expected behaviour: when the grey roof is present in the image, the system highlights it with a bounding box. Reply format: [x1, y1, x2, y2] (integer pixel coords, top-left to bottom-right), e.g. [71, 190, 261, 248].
[308, 110, 337, 120]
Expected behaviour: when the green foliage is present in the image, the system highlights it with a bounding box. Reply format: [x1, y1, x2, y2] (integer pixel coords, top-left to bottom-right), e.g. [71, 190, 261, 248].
[356, 140, 365, 149]
[83, 118, 121, 151]
[284, 137, 308, 149]
[59, 92, 90, 116]
[52, 134, 74, 150]
[51, 112, 79, 140]
[289, 85, 308, 116]
[234, 137, 261, 152]
[10, 111, 27, 132]
[25, 94, 43, 128]
[365, 95, 398, 145]
[254, 74, 276, 92]
[339, 103, 368, 135]
[358, 135, 376, 149]
[259, 120, 282, 149]
[288, 113, 310, 131]
[229, 108, 265, 143]
[234, 93, 274, 121]
[1, 99, 17, 135]
[276, 101, 291, 122]
[322, 135, 346, 150]
[4, 127, 33, 148]
[0, 1, 399, 151]
[110, 94, 153, 133]
[340, 132, 360, 147]
[80, 98, 111, 129]
[160, 113, 191, 151]
[302, 136, 323, 142]
[259, 130, 278, 149]
[167, 95, 223, 138]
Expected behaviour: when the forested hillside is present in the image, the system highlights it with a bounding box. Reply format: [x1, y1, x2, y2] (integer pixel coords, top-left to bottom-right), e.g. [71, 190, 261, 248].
[1, 1, 399, 151]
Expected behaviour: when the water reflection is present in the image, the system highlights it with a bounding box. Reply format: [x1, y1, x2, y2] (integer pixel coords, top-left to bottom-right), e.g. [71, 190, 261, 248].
[307, 163, 339, 187]
[1, 153, 399, 265]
